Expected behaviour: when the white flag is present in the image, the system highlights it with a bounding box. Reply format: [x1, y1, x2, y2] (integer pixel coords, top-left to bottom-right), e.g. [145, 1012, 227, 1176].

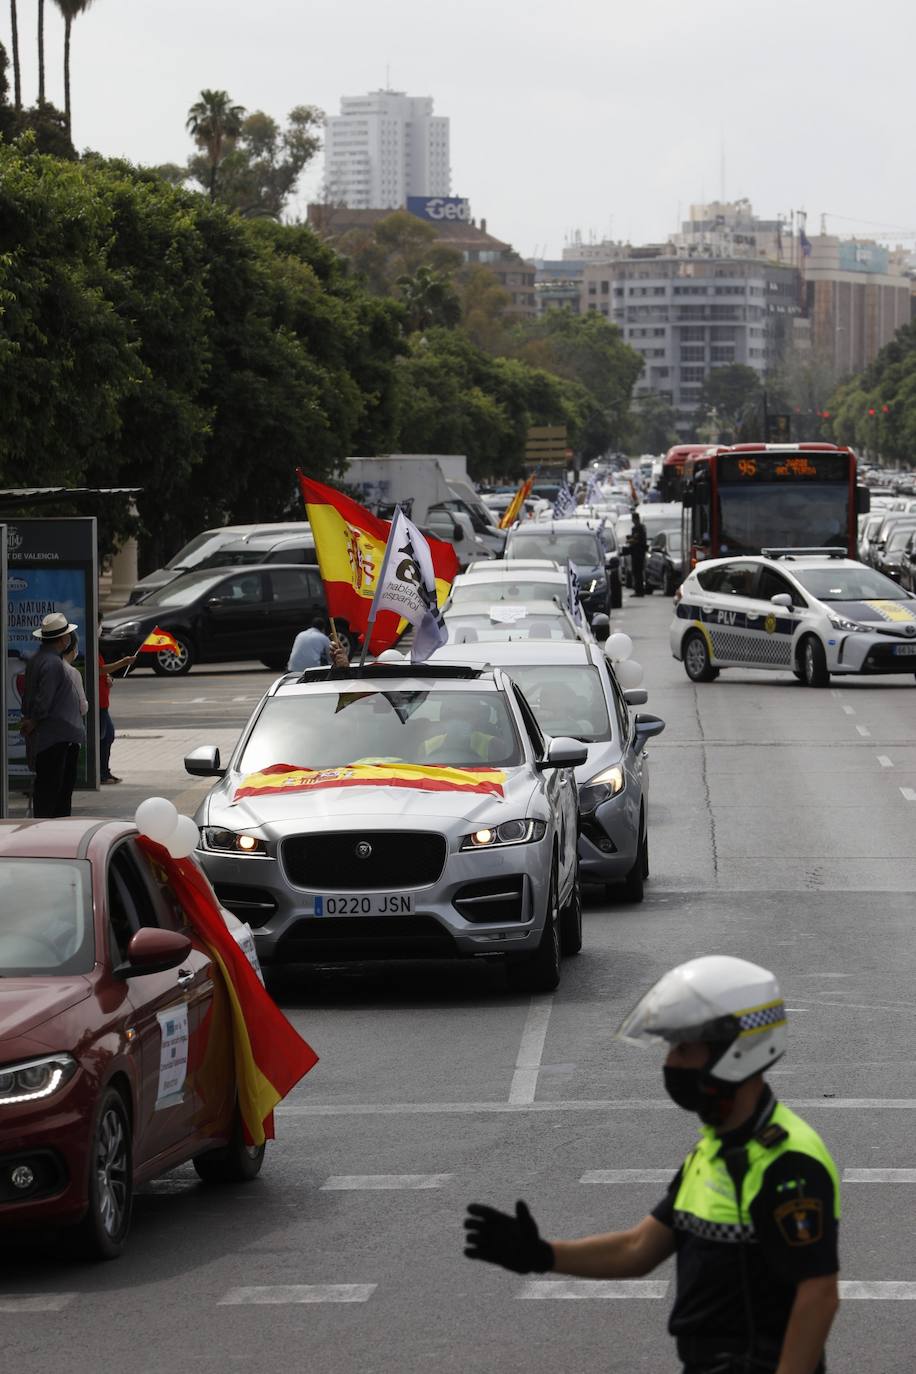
[567, 560, 584, 623]
[369, 507, 447, 663]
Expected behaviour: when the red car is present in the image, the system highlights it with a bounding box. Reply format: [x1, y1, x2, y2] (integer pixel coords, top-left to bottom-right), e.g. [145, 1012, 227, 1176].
[0, 818, 265, 1259]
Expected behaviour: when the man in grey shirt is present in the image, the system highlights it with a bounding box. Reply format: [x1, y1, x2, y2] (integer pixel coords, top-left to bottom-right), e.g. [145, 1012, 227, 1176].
[20, 612, 86, 818]
[288, 617, 332, 671]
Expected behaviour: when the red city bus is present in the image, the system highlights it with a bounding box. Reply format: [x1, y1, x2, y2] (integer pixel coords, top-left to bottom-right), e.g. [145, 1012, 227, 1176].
[659, 444, 709, 502]
[681, 443, 870, 567]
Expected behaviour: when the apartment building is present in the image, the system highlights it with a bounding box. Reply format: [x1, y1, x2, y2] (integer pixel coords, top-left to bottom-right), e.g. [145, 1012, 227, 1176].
[324, 90, 450, 210]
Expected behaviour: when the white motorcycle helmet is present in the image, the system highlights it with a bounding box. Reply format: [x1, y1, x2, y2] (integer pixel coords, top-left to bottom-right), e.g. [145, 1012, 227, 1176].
[617, 955, 787, 1085]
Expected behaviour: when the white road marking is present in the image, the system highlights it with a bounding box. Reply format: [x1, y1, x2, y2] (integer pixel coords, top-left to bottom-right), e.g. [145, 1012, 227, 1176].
[320, 1174, 453, 1190]
[842, 704, 855, 716]
[581, 1169, 672, 1184]
[520, 1280, 669, 1299]
[276, 1097, 916, 1118]
[508, 997, 554, 1105]
[218, 1285, 376, 1305]
[878, 756, 894, 768]
[856, 725, 871, 737]
[844, 1169, 916, 1182]
[0, 1294, 76, 1312]
[840, 1282, 916, 1299]
[900, 788, 916, 802]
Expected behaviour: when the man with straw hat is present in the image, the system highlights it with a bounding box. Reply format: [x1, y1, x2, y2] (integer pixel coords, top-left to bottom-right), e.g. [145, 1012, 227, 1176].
[20, 611, 86, 818]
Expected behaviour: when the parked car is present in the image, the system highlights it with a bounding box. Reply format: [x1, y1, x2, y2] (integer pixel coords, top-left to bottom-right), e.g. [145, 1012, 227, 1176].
[101, 564, 331, 676]
[874, 521, 916, 583]
[645, 529, 685, 596]
[0, 819, 266, 1257]
[128, 524, 310, 603]
[186, 663, 587, 991]
[194, 533, 319, 573]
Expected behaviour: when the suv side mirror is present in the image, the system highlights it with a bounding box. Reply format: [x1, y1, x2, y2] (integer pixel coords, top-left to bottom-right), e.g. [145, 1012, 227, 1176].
[185, 745, 225, 777]
[541, 736, 589, 769]
[770, 593, 793, 609]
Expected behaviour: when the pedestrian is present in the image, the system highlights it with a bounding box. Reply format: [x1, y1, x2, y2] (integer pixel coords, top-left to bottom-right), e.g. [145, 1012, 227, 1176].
[287, 616, 332, 672]
[19, 612, 86, 818]
[98, 614, 137, 785]
[464, 956, 840, 1374]
[628, 510, 648, 596]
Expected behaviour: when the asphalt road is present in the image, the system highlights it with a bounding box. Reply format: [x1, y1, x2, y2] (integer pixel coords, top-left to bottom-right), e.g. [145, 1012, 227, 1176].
[6, 597, 916, 1372]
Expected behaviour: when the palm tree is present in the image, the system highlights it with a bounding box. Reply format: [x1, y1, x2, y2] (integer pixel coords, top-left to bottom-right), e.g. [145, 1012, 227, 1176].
[9, 0, 22, 108]
[52, 0, 95, 134]
[37, 0, 44, 102]
[186, 89, 246, 201]
[396, 266, 462, 333]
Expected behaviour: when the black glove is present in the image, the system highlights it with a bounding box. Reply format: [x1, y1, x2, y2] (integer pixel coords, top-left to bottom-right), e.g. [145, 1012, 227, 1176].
[463, 1200, 554, 1274]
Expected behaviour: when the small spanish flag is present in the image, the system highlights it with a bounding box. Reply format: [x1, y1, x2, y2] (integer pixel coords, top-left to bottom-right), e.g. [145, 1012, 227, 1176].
[138, 626, 182, 655]
[499, 476, 534, 529]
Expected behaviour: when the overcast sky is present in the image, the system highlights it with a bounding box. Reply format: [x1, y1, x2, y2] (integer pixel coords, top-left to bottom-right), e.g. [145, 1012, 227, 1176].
[8, 0, 914, 258]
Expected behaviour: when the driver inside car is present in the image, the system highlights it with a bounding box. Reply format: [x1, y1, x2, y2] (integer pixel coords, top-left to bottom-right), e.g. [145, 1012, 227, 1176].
[420, 699, 504, 766]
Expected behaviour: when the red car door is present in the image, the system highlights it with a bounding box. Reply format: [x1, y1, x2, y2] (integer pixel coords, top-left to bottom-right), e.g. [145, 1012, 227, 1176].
[106, 842, 214, 1169]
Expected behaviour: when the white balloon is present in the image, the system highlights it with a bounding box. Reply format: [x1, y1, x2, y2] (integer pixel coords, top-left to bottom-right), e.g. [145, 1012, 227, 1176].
[376, 649, 404, 662]
[616, 658, 644, 689]
[135, 797, 179, 844]
[166, 815, 200, 860]
[605, 632, 633, 663]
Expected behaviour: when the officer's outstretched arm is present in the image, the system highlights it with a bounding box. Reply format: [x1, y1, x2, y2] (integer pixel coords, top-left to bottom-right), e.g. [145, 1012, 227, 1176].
[775, 1274, 839, 1374]
[552, 1215, 675, 1279]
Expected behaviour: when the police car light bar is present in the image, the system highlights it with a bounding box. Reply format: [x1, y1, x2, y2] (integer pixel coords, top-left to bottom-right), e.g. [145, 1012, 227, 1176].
[761, 547, 848, 560]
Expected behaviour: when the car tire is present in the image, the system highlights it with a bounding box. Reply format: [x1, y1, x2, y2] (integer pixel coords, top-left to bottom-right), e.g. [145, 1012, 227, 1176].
[559, 864, 583, 956]
[620, 816, 647, 904]
[792, 667, 805, 683]
[799, 635, 830, 688]
[611, 577, 622, 610]
[150, 633, 194, 677]
[71, 1087, 133, 1261]
[683, 630, 719, 683]
[665, 570, 678, 597]
[507, 865, 561, 993]
[193, 1109, 266, 1185]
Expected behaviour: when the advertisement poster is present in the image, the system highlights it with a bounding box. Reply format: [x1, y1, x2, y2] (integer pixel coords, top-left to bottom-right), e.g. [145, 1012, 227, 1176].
[0, 526, 6, 818]
[6, 519, 99, 795]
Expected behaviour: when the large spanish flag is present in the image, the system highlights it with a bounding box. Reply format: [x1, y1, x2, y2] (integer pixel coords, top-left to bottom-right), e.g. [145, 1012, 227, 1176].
[297, 473, 459, 653]
[233, 761, 507, 803]
[136, 837, 318, 1146]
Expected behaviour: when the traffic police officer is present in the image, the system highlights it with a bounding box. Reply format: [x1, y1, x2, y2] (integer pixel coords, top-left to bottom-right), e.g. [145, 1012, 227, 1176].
[464, 956, 840, 1373]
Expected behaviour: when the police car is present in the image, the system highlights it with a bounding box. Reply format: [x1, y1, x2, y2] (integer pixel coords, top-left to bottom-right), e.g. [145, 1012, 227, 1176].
[670, 548, 916, 686]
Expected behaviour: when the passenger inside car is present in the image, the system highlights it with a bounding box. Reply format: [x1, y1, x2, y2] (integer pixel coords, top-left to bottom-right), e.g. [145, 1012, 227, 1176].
[420, 698, 512, 766]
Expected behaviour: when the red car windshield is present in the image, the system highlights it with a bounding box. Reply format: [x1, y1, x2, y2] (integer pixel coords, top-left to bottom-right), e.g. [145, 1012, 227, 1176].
[0, 859, 94, 975]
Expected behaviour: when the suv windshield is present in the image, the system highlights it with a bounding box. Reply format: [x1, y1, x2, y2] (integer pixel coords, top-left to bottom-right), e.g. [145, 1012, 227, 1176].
[793, 567, 913, 602]
[238, 689, 524, 773]
[139, 571, 228, 607]
[507, 532, 602, 566]
[505, 665, 611, 742]
[0, 860, 94, 974]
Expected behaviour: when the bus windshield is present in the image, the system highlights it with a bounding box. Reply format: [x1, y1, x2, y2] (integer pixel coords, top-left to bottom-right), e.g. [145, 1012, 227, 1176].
[718, 484, 851, 555]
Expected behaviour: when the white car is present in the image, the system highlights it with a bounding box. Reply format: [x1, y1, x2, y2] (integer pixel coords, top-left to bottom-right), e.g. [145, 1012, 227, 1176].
[670, 550, 916, 687]
[446, 567, 569, 610]
[443, 598, 595, 645]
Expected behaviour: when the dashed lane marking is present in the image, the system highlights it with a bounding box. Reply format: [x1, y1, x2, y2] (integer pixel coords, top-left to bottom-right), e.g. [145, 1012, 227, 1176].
[900, 788, 916, 802]
[277, 1097, 916, 1118]
[320, 1174, 453, 1190]
[581, 1169, 672, 1184]
[508, 997, 554, 1105]
[842, 704, 856, 716]
[841, 1282, 916, 1299]
[0, 1294, 76, 1312]
[878, 756, 894, 768]
[844, 1169, 916, 1182]
[856, 725, 871, 737]
[218, 1285, 376, 1305]
[519, 1281, 916, 1301]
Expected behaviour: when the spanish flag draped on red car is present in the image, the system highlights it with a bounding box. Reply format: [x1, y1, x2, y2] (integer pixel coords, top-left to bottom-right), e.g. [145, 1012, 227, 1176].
[297, 473, 459, 654]
[137, 837, 318, 1146]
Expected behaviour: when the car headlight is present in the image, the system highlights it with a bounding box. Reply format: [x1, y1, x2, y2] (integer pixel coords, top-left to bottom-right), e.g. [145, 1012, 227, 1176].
[202, 828, 268, 856]
[105, 621, 142, 639]
[828, 615, 865, 633]
[461, 819, 547, 850]
[0, 1054, 77, 1105]
[579, 765, 625, 813]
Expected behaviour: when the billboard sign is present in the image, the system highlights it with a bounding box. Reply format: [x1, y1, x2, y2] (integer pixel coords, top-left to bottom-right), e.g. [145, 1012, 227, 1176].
[406, 196, 471, 224]
[6, 519, 99, 796]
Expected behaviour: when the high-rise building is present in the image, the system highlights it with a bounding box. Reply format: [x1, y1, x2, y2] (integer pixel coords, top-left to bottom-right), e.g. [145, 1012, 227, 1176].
[804, 236, 911, 376]
[324, 90, 450, 210]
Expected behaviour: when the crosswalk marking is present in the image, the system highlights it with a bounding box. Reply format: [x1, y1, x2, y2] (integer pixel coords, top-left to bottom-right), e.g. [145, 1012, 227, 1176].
[321, 1174, 453, 1190]
[519, 1280, 669, 1299]
[0, 1294, 76, 1312]
[841, 1282, 916, 1299]
[581, 1169, 672, 1184]
[509, 997, 554, 1105]
[276, 1097, 916, 1117]
[218, 1285, 376, 1305]
[844, 1169, 916, 1182]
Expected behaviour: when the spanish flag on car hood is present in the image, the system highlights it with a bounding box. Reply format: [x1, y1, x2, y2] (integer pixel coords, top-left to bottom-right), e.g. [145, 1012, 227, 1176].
[136, 837, 318, 1145]
[233, 761, 507, 803]
[297, 473, 459, 654]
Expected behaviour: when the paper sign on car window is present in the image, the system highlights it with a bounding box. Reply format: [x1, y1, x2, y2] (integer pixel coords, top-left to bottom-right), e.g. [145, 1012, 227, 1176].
[489, 605, 528, 623]
[156, 1005, 189, 1108]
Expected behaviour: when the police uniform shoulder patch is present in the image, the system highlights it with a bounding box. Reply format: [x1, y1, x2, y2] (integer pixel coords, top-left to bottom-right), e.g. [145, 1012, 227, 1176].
[756, 1123, 789, 1150]
[774, 1197, 823, 1246]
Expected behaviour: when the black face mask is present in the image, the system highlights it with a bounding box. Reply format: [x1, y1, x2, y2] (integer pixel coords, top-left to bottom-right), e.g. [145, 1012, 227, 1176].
[663, 1066, 736, 1127]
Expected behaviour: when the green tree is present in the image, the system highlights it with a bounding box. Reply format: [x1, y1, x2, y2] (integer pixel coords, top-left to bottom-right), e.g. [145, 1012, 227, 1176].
[337, 210, 462, 297]
[631, 391, 679, 454]
[52, 0, 95, 135]
[186, 89, 246, 200]
[695, 363, 761, 441]
[827, 321, 916, 465]
[460, 265, 512, 353]
[9, 1, 21, 108]
[190, 105, 323, 219]
[396, 264, 461, 332]
[766, 346, 838, 442]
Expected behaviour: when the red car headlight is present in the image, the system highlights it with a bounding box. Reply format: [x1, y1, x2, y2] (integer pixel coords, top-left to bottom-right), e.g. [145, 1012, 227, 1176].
[0, 1054, 78, 1105]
